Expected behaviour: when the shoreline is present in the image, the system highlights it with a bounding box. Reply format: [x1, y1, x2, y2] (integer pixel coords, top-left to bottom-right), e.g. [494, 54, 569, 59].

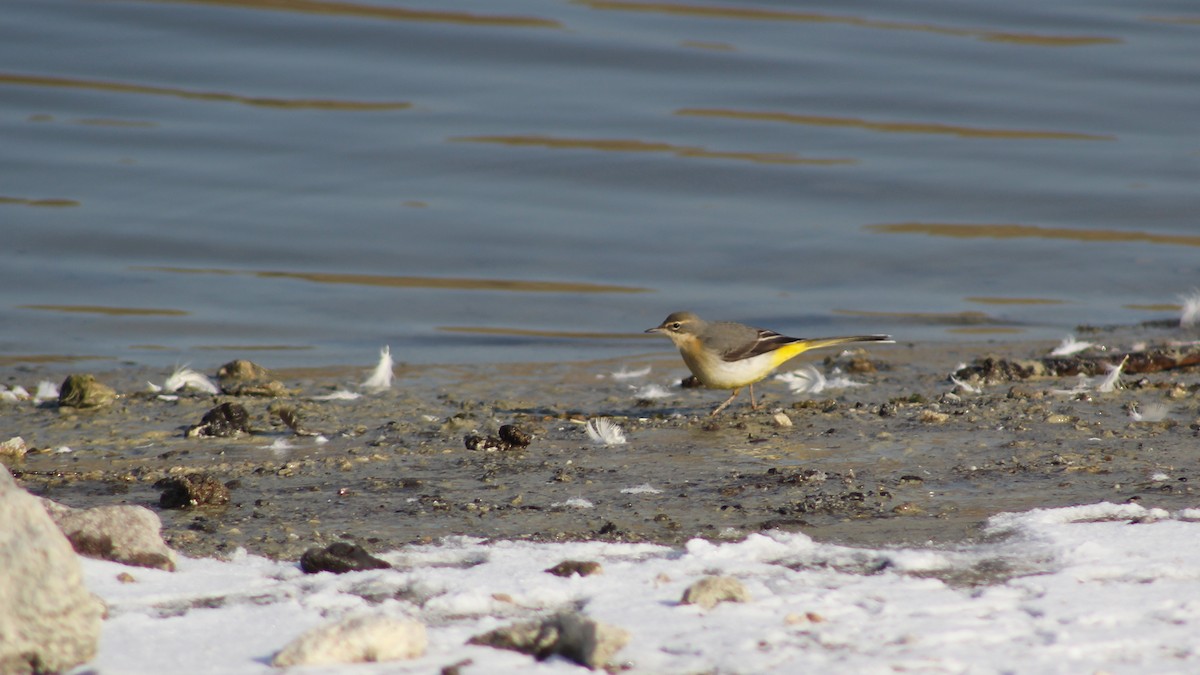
[3, 324, 1198, 562]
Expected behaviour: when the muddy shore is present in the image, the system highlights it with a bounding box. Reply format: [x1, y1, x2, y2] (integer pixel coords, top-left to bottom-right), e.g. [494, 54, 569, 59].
[3, 323, 1198, 562]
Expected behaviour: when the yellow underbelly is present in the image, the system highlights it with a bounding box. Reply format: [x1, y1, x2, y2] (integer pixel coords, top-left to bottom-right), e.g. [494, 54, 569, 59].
[682, 343, 809, 389]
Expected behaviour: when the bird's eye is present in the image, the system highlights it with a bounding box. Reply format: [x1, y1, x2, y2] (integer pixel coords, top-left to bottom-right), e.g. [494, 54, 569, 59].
[670, 322, 682, 330]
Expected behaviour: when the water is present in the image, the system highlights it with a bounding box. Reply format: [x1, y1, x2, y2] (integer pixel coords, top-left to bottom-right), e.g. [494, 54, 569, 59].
[3, 0, 1197, 368]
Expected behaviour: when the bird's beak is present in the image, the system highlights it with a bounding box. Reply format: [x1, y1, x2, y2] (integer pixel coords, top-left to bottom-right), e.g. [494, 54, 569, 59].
[645, 326, 663, 334]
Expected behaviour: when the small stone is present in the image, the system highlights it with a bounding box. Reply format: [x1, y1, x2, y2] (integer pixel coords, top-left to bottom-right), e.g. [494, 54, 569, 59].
[468, 612, 628, 669]
[784, 611, 824, 625]
[498, 424, 532, 448]
[680, 575, 751, 609]
[0, 436, 27, 462]
[464, 434, 504, 452]
[1045, 413, 1074, 425]
[300, 542, 391, 574]
[772, 412, 793, 428]
[217, 359, 289, 396]
[41, 498, 178, 571]
[892, 502, 924, 516]
[156, 473, 231, 509]
[918, 410, 950, 424]
[272, 614, 425, 667]
[57, 374, 117, 409]
[545, 560, 603, 577]
[217, 359, 272, 382]
[186, 402, 252, 438]
[845, 356, 876, 374]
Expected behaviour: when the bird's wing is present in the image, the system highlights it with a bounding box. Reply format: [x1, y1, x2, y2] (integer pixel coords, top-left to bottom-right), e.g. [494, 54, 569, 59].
[719, 328, 801, 362]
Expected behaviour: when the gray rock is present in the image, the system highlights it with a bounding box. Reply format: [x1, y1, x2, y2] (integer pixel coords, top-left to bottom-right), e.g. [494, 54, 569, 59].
[41, 498, 178, 571]
[468, 612, 629, 669]
[272, 614, 425, 667]
[0, 465, 105, 674]
[555, 612, 630, 669]
[680, 575, 751, 609]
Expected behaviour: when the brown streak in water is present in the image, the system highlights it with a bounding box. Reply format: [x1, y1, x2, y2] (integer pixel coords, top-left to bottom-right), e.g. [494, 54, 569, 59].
[868, 222, 1200, 247]
[129, 0, 562, 27]
[680, 40, 736, 51]
[574, 1, 1120, 46]
[675, 109, 1115, 141]
[0, 355, 112, 366]
[19, 305, 189, 317]
[76, 118, 158, 128]
[192, 345, 314, 351]
[1123, 304, 1182, 312]
[965, 297, 1066, 306]
[947, 327, 1025, 335]
[133, 266, 652, 294]
[0, 196, 80, 207]
[451, 135, 855, 166]
[833, 309, 1002, 325]
[1143, 16, 1200, 25]
[0, 72, 411, 111]
[439, 326, 651, 340]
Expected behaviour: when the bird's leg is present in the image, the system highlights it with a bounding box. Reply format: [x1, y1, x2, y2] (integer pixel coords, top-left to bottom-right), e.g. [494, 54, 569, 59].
[710, 388, 741, 416]
[748, 383, 757, 410]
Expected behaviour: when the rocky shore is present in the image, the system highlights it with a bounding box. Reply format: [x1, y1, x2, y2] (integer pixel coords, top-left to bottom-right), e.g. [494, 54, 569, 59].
[3, 322, 1199, 564]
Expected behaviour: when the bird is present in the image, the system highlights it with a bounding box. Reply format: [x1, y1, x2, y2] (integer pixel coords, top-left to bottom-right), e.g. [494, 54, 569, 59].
[646, 311, 891, 415]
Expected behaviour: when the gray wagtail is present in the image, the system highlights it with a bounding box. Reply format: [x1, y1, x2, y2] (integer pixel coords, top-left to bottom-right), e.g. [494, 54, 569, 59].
[646, 311, 892, 415]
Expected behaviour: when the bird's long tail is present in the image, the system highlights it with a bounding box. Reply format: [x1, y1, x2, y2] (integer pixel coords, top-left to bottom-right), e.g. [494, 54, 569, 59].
[768, 334, 892, 368]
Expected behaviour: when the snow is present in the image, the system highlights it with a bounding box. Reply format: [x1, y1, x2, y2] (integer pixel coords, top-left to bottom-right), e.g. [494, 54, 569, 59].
[80, 502, 1200, 673]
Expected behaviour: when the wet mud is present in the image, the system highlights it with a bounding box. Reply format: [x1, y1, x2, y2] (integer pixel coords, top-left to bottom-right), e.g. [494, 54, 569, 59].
[3, 323, 1199, 561]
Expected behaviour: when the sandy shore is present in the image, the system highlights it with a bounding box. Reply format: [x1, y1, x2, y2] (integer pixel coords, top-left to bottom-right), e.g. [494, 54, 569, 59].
[3, 322, 1198, 562]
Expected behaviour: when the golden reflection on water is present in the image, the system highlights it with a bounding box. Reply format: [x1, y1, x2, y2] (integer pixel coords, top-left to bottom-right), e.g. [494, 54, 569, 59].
[0, 72, 411, 111]
[137, 0, 562, 27]
[134, 266, 652, 294]
[451, 135, 855, 165]
[0, 196, 80, 207]
[18, 304, 189, 317]
[575, 1, 1121, 46]
[965, 297, 1066, 306]
[676, 109, 1115, 141]
[868, 222, 1200, 247]
[438, 326, 650, 340]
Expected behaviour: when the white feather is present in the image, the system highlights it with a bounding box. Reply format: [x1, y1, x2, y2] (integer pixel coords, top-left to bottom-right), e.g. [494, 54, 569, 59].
[164, 367, 219, 394]
[1180, 290, 1200, 328]
[311, 389, 362, 401]
[631, 383, 672, 400]
[1096, 356, 1128, 393]
[1130, 403, 1168, 423]
[1050, 335, 1094, 356]
[360, 345, 394, 392]
[585, 417, 626, 446]
[611, 365, 652, 380]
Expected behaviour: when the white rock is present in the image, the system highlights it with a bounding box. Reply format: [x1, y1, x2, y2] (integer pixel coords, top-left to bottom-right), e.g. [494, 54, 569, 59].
[680, 575, 751, 609]
[271, 614, 426, 667]
[0, 465, 105, 674]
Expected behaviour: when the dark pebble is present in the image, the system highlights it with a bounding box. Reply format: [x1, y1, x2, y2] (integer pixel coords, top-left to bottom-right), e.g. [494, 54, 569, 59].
[299, 541, 392, 574]
[186, 402, 251, 438]
[157, 473, 232, 509]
